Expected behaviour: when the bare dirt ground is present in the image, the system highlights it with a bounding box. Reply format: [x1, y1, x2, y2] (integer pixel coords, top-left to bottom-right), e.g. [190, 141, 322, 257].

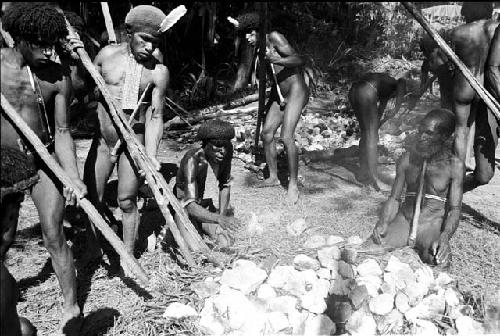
[6, 90, 500, 335]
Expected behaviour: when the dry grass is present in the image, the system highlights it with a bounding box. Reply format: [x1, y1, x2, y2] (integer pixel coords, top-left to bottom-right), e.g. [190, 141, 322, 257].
[6, 90, 500, 335]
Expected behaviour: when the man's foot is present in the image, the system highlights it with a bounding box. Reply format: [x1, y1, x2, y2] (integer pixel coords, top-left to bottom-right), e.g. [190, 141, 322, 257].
[254, 177, 281, 188]
[19, 316, 36, 336]
[60, 306, 82, 336]
[202, 223, 233, 248]
[287, 184, 300, 204]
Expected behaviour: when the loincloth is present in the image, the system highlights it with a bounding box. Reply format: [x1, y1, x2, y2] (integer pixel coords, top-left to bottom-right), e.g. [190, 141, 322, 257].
[1, 147, 39, 200]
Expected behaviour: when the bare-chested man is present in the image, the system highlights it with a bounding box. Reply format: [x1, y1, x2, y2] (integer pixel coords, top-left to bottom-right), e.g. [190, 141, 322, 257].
[348, 72, 419, 191]
[372, 109, 463, 266]
[173, 120, 244, 247]
[231, 12, 309, 204]
[83, 5, 170, 273]
[1, 3, 87, 332]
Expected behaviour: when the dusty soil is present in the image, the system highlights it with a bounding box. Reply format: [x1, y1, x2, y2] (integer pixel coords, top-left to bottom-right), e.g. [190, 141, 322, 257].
[5, 90, 500, 335]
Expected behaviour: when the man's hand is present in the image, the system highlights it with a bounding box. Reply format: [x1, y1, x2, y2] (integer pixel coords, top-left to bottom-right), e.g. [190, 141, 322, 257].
[217, 215, 245, 234]
[372, 221, 388, 245]
[265, 48, 281, 64]
[431, 233, 451, 265]
[138, 157, 161, 177]
[61, 32, 84, 60]
[63, 178, 87, 207]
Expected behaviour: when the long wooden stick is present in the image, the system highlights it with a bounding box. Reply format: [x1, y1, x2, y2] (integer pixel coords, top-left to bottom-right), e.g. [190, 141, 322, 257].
[409, 159, 427, 247]
[254, 2, 268, 158]
[0, 19, 14, 48]
[1, 94, 149, 285]
[100, 2, 117, 44]
[63, 20, 213, 266]
[402, 2, 500, 121]
[111, 83, 152, 158]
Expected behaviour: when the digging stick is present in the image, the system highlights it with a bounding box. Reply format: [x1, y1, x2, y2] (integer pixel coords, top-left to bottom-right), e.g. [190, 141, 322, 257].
[100, 2, 117, 44]
[110, 83, 152, 159]
[164, 96, 193, 127]
[402, 2, 500, 121]
[254, 2, 268, 158]
[408, 159, 427, 247]
[0, 19, 14, 48]
[62, 19, 212, 266]
[1, 94, 149, 285]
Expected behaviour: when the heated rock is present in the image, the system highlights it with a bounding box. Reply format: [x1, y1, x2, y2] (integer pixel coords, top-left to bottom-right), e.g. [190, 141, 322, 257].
[294, 254, 321, 271]
[369, 293, 394, 315]
[356, 259, 382, 277]
[257, 284, 277, 302]
[162, 302, 198, 319]
[220, 259, 267, 295]
[287, 218, 309, 236]
[346, 309, 377, 336]
[191, 280, 219, 299]
[317, 246, 341, 270]
[304, 234, 328, 249]
[303, 314, 336, 336]
[326, 235, 345, 245]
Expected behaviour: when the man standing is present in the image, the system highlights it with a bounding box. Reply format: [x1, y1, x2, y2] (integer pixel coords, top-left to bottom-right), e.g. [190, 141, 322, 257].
[372, 109, 463, 266]
[348, 72, 419, 191]
[1, 3, 87, 332]
[232, 12, 309, 204]
[173, 120, 243, 247]
[83, 5, 171, 274]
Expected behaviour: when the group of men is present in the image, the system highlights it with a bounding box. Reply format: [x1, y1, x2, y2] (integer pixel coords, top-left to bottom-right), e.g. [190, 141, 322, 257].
[0, 2, 499, 335]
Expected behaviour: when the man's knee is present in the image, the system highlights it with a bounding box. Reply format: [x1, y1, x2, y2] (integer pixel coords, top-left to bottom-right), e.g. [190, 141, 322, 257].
[117, 195, 137, 213]
[281, 135, 296, 148]
[261, 128, 275, 143]
[474, 167, 494, 185]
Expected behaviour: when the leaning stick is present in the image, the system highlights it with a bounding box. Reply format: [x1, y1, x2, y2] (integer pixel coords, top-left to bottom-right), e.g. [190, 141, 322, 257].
[110, 83, 153, 158]
[164, 96, 193, 127]
[100, 2, 117, 44]
[0, 19, 14, 48]
[62, 20, 212, 266]
[270, 63, 286, 109]
[408, 159, 427, 247]
[1, 94, 149, 285]
[402, 2, 500, 121]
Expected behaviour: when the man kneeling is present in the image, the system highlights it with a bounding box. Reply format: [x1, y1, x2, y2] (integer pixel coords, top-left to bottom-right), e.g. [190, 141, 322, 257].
[173, 120, 243, 247]
[372, 109, 463, 266]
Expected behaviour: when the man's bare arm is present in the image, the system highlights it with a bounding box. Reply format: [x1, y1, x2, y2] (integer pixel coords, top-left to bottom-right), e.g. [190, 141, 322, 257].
[145, 65, 168, 165]
[486, 25, 500, 102]
[267, 31, 304, 68]
[182, 158, 220, 224]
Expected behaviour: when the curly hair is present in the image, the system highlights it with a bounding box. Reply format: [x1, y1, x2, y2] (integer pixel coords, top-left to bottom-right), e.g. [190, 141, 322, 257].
[197, 119, 235, 147]
[235, 12, 260, 33]
[3, 2, 68, 45]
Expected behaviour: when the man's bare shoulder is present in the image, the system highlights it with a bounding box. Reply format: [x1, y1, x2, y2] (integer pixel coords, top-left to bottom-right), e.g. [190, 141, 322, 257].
[268, 31, 288, 45]
[452, 20, 491, 44]
[95, 43, 126, 63]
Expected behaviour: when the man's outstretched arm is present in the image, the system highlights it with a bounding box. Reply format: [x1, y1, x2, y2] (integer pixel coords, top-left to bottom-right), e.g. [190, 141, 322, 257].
[373, 152, 409, 243]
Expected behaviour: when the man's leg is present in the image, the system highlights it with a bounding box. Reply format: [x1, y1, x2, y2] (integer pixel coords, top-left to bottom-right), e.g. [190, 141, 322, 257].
[0, 263, 22, 336]
[280, 87, 308, 203]
[473, 103, 498, 185]
[258, 102, 283, 187]
[116, 150, 141, 275]
[31, 167, 80, 329]
[82, 136, 115, 260]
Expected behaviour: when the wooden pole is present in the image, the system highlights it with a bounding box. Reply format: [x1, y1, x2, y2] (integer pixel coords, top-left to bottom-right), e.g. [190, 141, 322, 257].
[61, 18, 213, 267]
[402, 2, 500, 121]
[409, 159, 427, 247]
[101, 2, 117, 44]
[1, 94, 150, 285]
[110, 83, 153, 158]
[254, 2, 268, 159]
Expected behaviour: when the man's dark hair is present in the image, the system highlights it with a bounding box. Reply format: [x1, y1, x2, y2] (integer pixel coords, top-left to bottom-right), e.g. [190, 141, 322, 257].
[197, 119, 235, 149]
[3, 2, 68, 45]
[425, 108, 456, 137]
[461, 2, 493, 23]
[236, 12, 260, 33]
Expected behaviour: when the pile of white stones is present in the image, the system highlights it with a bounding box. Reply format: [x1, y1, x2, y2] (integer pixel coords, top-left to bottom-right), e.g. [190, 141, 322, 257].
[162, 234, 492, 335]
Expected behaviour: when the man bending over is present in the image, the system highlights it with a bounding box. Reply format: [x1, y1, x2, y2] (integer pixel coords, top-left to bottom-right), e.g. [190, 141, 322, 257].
[173, 120, 243, 247]
[349, 72, 419, 191]
[372, 109, 463, 266]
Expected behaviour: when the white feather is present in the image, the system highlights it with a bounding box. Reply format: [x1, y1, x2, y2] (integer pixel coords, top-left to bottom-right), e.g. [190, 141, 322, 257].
[227, 16, 239, 28]
[158, 5, 187, 33]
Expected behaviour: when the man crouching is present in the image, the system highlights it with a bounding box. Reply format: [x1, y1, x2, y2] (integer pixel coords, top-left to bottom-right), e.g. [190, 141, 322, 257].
[173, 120, 244, 247]
[372, 109, 463, 266]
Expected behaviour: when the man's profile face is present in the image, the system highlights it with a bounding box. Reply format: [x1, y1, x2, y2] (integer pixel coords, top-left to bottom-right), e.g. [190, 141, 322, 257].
[130, 32, 160, 62]
[246, 30, 258, 46]
[19, 40, 57, 67]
